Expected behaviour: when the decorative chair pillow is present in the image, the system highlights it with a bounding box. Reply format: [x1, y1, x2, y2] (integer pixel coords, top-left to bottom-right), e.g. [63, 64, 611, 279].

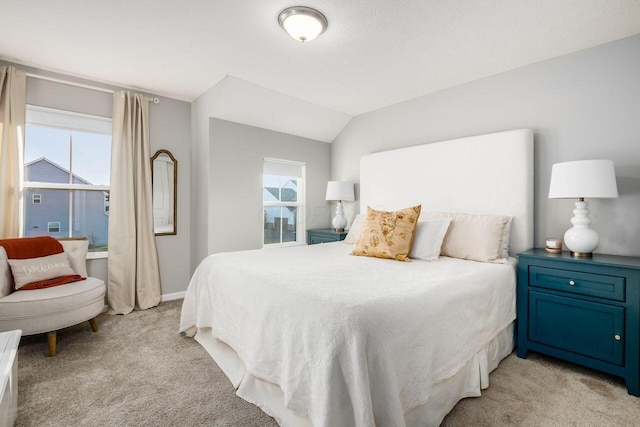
[0, 247, 11, 298]
[7, 252, 83, 290]
[351, 205, 421, 262]
[59, 239, 89, 277]
[409, 218, 452, 261]
[0, 235, 66, 292]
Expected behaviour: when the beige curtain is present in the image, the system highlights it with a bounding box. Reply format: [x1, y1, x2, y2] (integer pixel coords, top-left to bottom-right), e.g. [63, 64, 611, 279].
[107, 91, 161, 314]
[0, 66, 26, 239]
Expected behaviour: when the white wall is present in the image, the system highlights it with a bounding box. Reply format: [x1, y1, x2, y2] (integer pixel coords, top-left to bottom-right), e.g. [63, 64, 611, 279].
[331, 35, 640, 256]
[190, 80, 335, 270]
[190, 83, 333, 269]
[208, 118, 331, 254]
[2, 60, 192, 295]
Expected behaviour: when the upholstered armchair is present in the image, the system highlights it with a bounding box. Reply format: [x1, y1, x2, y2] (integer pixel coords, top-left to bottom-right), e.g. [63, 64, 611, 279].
[0, 238, 106, 357]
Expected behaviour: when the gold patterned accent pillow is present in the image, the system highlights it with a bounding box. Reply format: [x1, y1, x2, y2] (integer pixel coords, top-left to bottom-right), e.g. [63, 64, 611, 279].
[351, 205, 421, 262]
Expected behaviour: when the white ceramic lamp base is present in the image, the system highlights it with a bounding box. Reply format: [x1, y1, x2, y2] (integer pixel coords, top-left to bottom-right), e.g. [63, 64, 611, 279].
[332, 201, 347, 232]
[563, 199, 599, 257]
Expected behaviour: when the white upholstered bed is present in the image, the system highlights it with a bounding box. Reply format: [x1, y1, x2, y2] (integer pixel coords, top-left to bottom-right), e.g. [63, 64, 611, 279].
[180, 129, 534, 426]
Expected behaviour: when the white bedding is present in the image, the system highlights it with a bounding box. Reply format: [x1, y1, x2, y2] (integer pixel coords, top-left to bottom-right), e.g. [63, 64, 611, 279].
[180, 242, 517, 427]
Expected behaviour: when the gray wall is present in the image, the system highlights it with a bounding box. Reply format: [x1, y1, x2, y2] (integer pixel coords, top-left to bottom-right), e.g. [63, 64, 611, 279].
[2, 60, 192, 296]
[208, 118, 331, 254]
[189, 84, 223, 272]
[149, 92, 191, 296]
[332, 35, 640, 257]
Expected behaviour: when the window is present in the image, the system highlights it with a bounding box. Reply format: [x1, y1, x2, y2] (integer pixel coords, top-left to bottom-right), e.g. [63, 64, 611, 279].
[263, 158, 305, 246]
[23, 105, 112, 253]
[103, 192, 110, 215]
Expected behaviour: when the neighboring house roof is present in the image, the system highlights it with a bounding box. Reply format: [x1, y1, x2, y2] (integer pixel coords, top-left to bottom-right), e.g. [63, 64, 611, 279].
[265, 187, 297, 202]
[25, 157, 93, 185]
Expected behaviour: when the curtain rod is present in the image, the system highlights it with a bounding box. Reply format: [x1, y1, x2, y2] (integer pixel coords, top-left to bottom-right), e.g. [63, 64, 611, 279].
[26, 72, 160, 104]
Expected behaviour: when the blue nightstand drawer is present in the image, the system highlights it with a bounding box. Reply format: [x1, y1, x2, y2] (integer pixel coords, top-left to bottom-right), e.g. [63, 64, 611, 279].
[309, 235, 337, 244]
[529, 291, 624, 365]
[529, 266, 625, 301]
[307, 229, 347, 245]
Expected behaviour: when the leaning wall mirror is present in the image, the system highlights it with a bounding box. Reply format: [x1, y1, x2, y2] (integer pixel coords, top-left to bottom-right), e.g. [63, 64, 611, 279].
[151, 149, 177, 236]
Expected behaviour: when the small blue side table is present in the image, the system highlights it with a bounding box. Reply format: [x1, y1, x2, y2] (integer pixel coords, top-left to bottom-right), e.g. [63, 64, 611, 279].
[517, 248, 640, 397]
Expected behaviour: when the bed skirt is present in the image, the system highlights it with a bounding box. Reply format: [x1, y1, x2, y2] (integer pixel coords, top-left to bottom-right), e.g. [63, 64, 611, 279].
[194, 322, 514, 427]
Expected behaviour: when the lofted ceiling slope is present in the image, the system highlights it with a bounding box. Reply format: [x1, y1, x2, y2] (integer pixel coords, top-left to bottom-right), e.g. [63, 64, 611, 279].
[1, 0, 640, 141]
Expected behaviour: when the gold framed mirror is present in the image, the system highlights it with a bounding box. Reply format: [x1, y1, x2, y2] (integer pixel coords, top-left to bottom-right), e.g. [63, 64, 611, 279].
[151, 149, 177, 236]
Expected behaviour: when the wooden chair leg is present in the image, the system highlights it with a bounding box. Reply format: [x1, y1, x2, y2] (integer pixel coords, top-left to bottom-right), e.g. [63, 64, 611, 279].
[89, 317, 99, 332]
[47, 332, 57, 357]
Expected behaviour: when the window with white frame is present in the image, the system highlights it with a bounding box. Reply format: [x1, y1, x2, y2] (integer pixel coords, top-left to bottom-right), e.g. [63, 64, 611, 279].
[23, 105, 112, 253]
[263, 158, 305, 246]
[103, 192, 110, 215]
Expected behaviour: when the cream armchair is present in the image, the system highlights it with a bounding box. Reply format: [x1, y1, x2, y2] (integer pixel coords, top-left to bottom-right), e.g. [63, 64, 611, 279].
[0, 239, 106, 357]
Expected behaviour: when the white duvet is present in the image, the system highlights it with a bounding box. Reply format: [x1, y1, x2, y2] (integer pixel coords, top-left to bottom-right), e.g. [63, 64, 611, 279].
[180, 242, 516, 427]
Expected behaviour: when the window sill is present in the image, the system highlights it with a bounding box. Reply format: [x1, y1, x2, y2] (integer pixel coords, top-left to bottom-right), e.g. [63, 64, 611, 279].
[86, 251, 108, 260]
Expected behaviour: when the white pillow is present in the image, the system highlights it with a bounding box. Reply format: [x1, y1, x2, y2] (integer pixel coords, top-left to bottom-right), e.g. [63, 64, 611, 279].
[0, 247, 11, 298]
[343, 214, 365, 244]
[500, 217, 513, 259]
[7, 252, 77, 290]
[59, 239, 89, 277]
[422, 212, 512, 262]
[409, 218, 451, 261]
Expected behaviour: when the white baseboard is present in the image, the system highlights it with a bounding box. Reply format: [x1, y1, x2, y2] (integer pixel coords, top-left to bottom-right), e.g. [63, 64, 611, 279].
[100, 292, 184, 313]
[161, 291, 186, 302]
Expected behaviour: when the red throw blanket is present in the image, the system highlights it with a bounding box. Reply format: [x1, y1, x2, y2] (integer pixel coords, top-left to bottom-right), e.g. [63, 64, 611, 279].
[0, 236, 64, 259]
[0, 236, 85, 291]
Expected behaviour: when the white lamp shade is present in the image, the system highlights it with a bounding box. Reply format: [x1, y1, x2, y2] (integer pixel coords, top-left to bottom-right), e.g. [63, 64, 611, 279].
[325, 181, 354, 201]
[548, 160, 618, 199]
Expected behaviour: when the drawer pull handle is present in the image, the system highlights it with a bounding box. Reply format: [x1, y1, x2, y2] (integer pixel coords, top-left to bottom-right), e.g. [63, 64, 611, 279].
[614, 334, 621, 341]
[569, 280, 575, 286]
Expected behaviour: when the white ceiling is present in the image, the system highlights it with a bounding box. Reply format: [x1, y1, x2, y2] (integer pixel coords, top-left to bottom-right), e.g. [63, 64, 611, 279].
[209, 76, 352, 143]
[2, 0, 640, 131]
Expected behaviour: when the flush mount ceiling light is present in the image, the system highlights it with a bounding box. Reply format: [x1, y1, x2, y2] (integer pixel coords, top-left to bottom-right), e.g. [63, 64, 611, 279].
[278, 6, 327, 42]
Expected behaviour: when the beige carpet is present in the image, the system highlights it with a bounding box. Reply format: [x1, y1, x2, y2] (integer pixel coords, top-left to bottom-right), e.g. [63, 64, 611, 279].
[16, 300, 639, 426]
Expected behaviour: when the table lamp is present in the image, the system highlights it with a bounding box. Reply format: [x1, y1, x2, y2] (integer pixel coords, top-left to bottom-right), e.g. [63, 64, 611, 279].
[325, 181, 354, 232]
[548, 159, 618, 257]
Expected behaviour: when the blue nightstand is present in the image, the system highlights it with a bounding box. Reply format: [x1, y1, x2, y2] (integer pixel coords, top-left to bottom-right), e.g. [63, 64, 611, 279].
[307, 229, 347, 245]
[517, 248, 640, 396]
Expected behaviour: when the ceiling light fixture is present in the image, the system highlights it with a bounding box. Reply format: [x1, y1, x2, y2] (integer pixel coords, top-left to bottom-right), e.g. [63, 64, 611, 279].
[278, 6, 327, 42]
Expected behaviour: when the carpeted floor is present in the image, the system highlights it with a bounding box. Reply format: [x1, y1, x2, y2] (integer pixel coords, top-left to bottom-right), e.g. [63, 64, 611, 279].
[16, 300, 640, 426]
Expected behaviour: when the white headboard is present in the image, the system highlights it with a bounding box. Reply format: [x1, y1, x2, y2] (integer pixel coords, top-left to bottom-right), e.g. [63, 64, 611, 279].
[360, 129, 534, 255]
